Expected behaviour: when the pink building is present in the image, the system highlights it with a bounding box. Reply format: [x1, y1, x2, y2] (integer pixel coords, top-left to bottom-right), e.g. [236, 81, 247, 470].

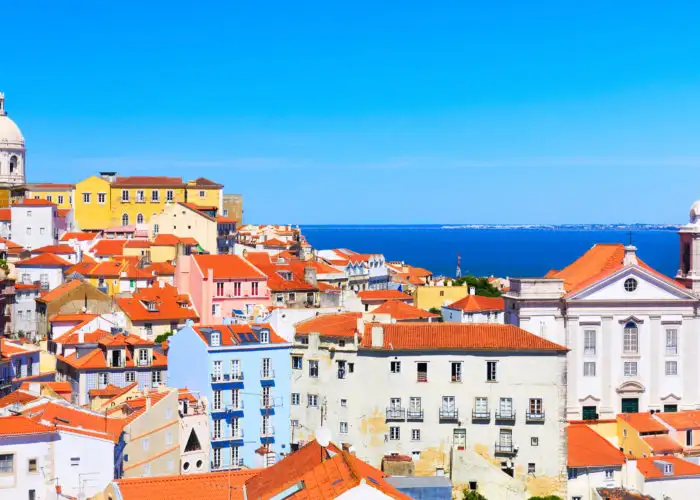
[175, 254, 269, 324]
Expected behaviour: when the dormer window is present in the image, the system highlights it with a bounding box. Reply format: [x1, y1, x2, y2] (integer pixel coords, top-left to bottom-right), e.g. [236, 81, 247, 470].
[146, 301, 158, 312]
[664, 463, 673, 475]
[260, 331, 269, 344]
[211, 332, 220, 347]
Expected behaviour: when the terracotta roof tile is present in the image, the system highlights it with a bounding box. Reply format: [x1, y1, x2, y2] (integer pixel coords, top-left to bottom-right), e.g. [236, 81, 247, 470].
[36, 279, 84, 303]
[112, 176, 185, 187]
[446, 295, 504, 312]
[618, 413, 669, 433]
[189, 177, 223, 188]
[13, 198, 56, 207]
[115, 470, 256, 500]
[116, 284, 198, 322]
[295, 313, 362, 338]
[636, 456, 700, 479]
[50, 313, 98, 323]
[26, 183, 75, 189]
[31, 245, 76, 255]
[567, 424, 626, 467]
[371, 300, 439, 320]
[0, 416, 57, 437]
[654, 410, 700, 430]
[0, 209, 10, 222]
[194, 254, 266, 280]
[642, 435, 684, 454]
[357, 290, 413, 302]
[15, 283, 40, 290]
[61, 232, 99, 242]
[91, 239, 127, 257]
[15, 253, 72, 267]
[361, 323, 568, 351]
[0, 390, 40, 409]
[23, 401, 126, 442]
[124, 239, 151, 248]
[152, 234, 181, 246]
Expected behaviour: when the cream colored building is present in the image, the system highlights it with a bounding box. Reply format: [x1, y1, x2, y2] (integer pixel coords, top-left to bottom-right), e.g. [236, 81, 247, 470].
[149, 202, 219, 254]
[413, 284, 469, 311]
[290, 318, 568, 499]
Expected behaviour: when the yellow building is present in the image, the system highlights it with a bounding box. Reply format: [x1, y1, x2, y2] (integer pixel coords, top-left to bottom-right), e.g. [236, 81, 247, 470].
[413, 284, 470, 310]
[73, 173, 223, 231]
[25, 183, 74, 209]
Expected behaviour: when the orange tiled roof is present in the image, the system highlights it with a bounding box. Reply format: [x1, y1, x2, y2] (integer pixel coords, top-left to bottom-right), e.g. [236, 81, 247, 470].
[23, 401, 126, 442]
[636, 456, 700, 479]
[61, 232, 99, 242]
[190, 177, 223, 188]
[179, 237, 199, 246]
[57, 339, 167, 371]
[1, 340, 38, 358]
[642, 435, 684, 454]
[295, 313, 362, 338]
[57, 209, 71, 218]
[618, 413, 669, 433]
[0, 416, 57, 437]
[146, 262, 176, 276]
[0, 390, 40, 409]
[193, 324, 286, 346]
[99, 333, 154, 347]
[117, 284, 198, 322]
[112, 176, 185, 187]
[36, 279, 84, 303]
[445, 295, 504, 312]
[0, 209, 10, 222]
[152, 234, 181, 246]
[124, 239, 151, 248]
[15, 253, 72, 267]
[91, 239, 127, 257]
[31, 244, 76, 255]
[567, 424, 626, 467]
[50, 313, 98, 323]
[15, 283, 40, 290]
[115, 470, 257, 500]
[194, 254, 266, 280]
[18, 381, 72, 395]
[13, 198, 56, 207]
[372, 300, 439, 320]
[27, 183, 75, 190]
[357, 290, 412, 302]
[654, 410, 700, 430]
[216, 216, 236, 223]
[361, 323, 568, 351]
[60, 329, 111, 345]
[89, 384, 126, 398]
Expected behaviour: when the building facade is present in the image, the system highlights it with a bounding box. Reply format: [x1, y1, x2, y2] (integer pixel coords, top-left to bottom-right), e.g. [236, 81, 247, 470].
[167, 322, 292, 471]
[0, 93, 26, 187]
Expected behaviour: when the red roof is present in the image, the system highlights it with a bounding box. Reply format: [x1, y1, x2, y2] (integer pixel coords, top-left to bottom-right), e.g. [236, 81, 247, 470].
[0, 209, 10, 222]
[124, 239, 151, 248]
[13, 198, 56, 207]
[115, 470, 256, 500]
[445, 295, 504, 312]
[618, 413, 669, 433]
[357, 290, 413, 302]
[642, 435, 684, 454]
[27, 183, 75, 189]
[117, 285, 198, 322]
[636, 456, 700, 479]
[61, 232, 99, 242]
[112, 176, 185, 187]
[15, 253, 72, 267]
[567, 425, 626, 467]
[50, 313, 98, 323]
[361, 323, 568, 351]
[0, 416, 57, 437]
[193, 324, 286, 346]
[15, 283, 40, 290]
[31, 244, 76, 255]
[91, 239, 127, 256]
[295, 313, 362, 338]
[152, 234, 181, 246]
[35, 279, 85, 303]
[23, 401, 126, 442]
[371, 300, 439, 320]
[194, 254, 266, 280]
[190, 177, 223, 188]
[654, 410, 700, 430]
[0, 390, 40, 409]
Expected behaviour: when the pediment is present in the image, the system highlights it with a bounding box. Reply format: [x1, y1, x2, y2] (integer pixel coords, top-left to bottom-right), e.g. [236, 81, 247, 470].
[568, 267, 696, 302]
[579, 394, 601, 404]
[616, 380, 646, 394]
[660, 393, 682, 402]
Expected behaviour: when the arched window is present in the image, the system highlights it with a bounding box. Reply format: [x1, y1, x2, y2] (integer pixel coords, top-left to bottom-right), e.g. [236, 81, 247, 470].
[9, 156, 17, 173]
[153, 224, 160, 236]
[136, 213, 144, 224]
[121, 213, 129, 226]
[623, 322, 638, 354]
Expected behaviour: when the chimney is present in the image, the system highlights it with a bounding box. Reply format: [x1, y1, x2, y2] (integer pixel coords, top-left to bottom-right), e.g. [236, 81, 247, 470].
[469, 286, 476, 295]
[304, 266, 317, 286]
[78, 329, 84, 344]
[623, 245, 638, 266]
[371, 325, 384, 348]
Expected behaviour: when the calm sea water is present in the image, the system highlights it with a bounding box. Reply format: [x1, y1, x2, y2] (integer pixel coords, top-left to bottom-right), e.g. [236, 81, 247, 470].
[301, 226, 680, 279]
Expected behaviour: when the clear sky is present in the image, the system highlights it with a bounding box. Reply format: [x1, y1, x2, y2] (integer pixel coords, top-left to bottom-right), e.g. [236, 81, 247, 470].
[4, 1, 700, 224]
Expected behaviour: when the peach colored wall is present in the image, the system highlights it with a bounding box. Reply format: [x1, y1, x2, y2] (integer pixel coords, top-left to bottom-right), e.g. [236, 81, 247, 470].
[668, 428, 700, 447]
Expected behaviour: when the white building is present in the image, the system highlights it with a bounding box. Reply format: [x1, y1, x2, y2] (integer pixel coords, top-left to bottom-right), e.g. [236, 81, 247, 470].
[318, 249, 390, 291]
[567, 424, 626, 499]
[290, 317, 568, 499]
[505, 242, 700, 420]
[0, 93, 26, 186]
[178, 389, 211, 475]
[10, 200, 59, 251]
[441, 287, 505, 323]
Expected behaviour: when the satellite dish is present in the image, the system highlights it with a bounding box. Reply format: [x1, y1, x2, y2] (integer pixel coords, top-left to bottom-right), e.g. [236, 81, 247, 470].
[315, 426, 332, 447]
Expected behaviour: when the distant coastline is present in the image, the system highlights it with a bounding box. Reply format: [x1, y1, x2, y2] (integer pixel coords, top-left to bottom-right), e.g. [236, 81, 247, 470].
[300, 224, 681, 231]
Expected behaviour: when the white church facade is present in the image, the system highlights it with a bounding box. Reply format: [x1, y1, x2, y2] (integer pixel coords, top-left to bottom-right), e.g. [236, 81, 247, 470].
[0, 93, 27, 186]
[505, 211, 700, 420]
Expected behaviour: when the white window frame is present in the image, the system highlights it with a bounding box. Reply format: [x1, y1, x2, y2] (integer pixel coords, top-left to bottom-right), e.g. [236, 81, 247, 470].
[583, 361, 596, 377]
[82, 192, 91, 204]
[624, 361, 638, 377]
[486, 361, 497, 382]
[411, 429, 421, 441]
[666, 328, 678, 355]
[389, 426, 400, 440]
[291, 393, 300, 405]
[623, 322, 639, 354]
[583, 329, 596, 356]
[665, 360, 678, 376]
[339, 421, 348, 434]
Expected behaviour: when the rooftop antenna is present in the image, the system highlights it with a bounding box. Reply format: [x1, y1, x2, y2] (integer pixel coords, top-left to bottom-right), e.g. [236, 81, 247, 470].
[628, 231, 634, 246]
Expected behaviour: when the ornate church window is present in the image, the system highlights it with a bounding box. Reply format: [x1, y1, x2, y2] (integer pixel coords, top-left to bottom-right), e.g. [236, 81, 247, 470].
[624, 278, 638, 292]
[623, 322, 639, 354]
[9, 156, 17, 173]
[122, 213, 129, 226]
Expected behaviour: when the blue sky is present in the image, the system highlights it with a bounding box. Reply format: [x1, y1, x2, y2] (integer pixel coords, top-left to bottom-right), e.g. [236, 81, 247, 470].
[4, 1, 700, 224]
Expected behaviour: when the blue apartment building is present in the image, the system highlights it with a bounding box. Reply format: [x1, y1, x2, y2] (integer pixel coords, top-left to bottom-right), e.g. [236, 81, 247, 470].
[168, 321, 292, 470]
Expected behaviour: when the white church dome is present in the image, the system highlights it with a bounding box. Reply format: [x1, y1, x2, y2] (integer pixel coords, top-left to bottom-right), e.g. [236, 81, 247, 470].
[690, 200, 700, 224]
[0, 94, 24, 148]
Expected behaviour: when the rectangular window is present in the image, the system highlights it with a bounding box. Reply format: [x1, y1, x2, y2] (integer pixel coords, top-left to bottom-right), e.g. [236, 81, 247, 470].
[624, 361, 638, 377]
[58, 195, 64, 204]
[486, 361, 497, 382]
[531, 437, 539, 446]
[605, 469, 614, 479]
[151, 190, 159, 202]
[583, 330, 596, 356]
[151, 371, 162, 386]
[70, 457, 80, 467]
[389, 426, 400, 440]
[291, 393, 300, 405]
[475, 396, 489, 413]
[498, 397, 514, 418]
[231, 389, 240, 409]
[666, 329, 678, 355]
[666, 361, 678, 376]
[121, 190, 129, 202]
[28, 458, 37, 473]
[97, 192, 106, 204]
[98, 373, 109, 386]
[261, 386, 272, 408]
[261, 358, 272, 378]
[417, 362, 428, 382]
[340, 398, 348, 407]
[664, 404, 678, 412]
[46, 195, 52, 202]
[82, 193, 91, 204]
[252, 282, 259, 295]
[213, 390, 222, 410]
[309, 360, 319, 378]
[231, 359, 240, 379]
[29, 490, 36, 500]
[213, 448, 221, 468]
[390, 361, 401, 373]
[166, 190, 174, 202]
[216, 282, 224, 296]
[529, 398, 543, 416]
[125, 371, 136, 383]
[451, 362, 462, 382]
[199, 190, 206, 198]
[233, 282, 241, 296]
[340, 422, 348, 434]
[528, 463, 536, 474]
[292, 356, 303, 370]
[411, 429, 421, 441]
[583, 362, 596, 377]
[213, 419, 222, 439]
[687, 429, 693, 447]
[136, 190, 145, 202]
[498, 429, 513, 449]
[337, 360, 346, 379]
[623, 324, 639, 354]
[307, 394, 318, 407]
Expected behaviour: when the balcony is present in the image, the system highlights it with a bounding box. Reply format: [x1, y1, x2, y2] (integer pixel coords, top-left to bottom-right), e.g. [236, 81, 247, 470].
[495, 410, 516, 423]
[211, 429, 244, 443]
[438, 408, 459, 421]
[472, 409, 491, 421]
[231, 372, 244, 381]
[212, 373, 244, 387]
[406, 409, 424, 421]
[136, 358, 151, 367]
[494, 443, 517, 456]
[260, 426, 275, 438]
[211, 402, 245, 415]
[260, 369, 275, 381]
[260, 398, 274, 410]
[525, 411, 545, 423]
[385, 407, 406, 421]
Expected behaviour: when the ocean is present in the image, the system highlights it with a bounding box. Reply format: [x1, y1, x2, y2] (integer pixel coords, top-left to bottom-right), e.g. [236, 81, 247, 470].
[301, 226, 680, 279]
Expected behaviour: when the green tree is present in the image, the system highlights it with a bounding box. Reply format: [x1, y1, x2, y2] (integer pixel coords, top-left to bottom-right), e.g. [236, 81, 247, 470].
[463, 490, 488, 500]
[452, 275, 501, 297]
[154, 331, 174, 344]
[428, 307, 444, 322]
[528, 496, 563, 500]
